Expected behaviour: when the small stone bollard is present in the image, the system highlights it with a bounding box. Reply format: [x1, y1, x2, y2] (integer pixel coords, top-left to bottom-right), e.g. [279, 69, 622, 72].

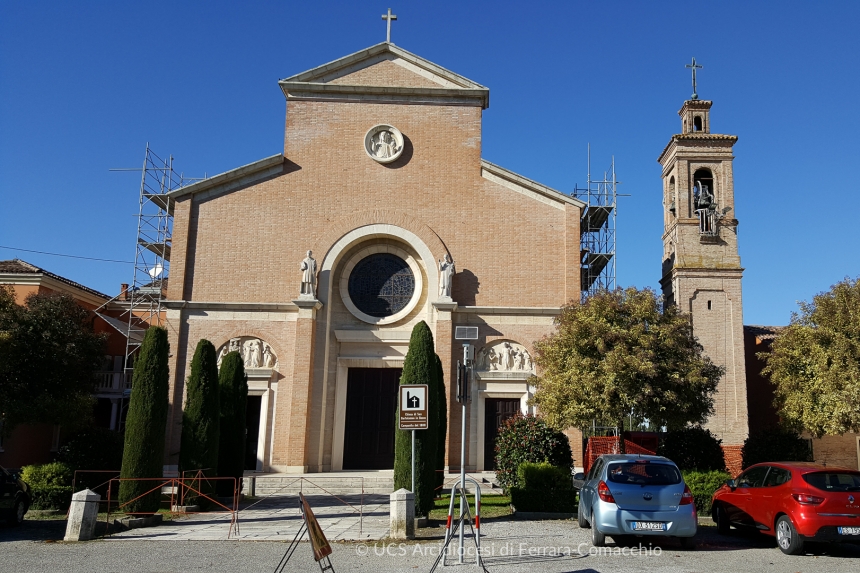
[64, 489, 101, 541]
[389, 488, 415, 539]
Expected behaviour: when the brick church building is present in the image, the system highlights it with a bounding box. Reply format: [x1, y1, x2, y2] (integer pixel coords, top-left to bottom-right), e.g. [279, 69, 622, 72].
[160, 41, 840, 476]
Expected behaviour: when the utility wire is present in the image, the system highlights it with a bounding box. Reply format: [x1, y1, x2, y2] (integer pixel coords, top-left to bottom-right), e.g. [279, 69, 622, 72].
[0, 245, 133, 264]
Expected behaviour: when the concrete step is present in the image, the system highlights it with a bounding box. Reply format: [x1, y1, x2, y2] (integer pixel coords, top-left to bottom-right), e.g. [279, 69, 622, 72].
[244, 472, 504, 497]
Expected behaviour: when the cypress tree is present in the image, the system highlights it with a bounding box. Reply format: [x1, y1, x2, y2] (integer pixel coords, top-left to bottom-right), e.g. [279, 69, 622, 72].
[216, 352, 248, 496]
[119, 326, 170, 513]
[434, 353, 448, 490]
[393, 321, 439, 516]
[179, 339, 221, 474]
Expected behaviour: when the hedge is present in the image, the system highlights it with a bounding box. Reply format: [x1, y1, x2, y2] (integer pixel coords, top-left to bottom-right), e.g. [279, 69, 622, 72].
[509, 462, 577, 513]
[30, 486, 73, 511]
[656, 427, 726, 471]
[682, 469, 731, 515]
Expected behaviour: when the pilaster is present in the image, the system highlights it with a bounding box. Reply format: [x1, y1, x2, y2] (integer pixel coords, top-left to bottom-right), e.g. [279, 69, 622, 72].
[433, 300, 458, 470]
[272, 298, 321, 473]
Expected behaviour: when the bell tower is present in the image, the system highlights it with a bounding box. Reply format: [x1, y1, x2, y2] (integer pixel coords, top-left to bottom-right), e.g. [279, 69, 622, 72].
[658, 90, 748, 445]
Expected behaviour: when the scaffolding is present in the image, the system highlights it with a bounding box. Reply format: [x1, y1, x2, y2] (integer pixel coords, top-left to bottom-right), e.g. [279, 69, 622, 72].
[122, 145, 180, 370]
[573, 148, 618, 300]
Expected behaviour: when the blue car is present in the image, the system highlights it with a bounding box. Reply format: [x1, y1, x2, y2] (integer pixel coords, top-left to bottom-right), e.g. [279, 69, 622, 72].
[578, 454, 697, 548]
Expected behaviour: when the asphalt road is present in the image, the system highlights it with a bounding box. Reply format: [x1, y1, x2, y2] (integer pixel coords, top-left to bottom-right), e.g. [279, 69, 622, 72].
[3, 516, 859, 573]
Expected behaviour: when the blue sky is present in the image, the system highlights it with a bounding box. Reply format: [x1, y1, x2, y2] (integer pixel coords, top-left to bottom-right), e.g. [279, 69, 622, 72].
[1, 1, 858, 326]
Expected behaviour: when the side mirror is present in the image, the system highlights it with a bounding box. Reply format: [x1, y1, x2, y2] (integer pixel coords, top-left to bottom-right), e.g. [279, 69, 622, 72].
[725, 479, 736, 490]
[573, 473, 585, 481]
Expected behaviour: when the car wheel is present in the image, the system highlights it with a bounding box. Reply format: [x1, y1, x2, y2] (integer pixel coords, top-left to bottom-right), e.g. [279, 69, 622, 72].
[775, 515, 804, 555]
[714, 504, 730, 535]
[10, 499, 25, 526]
[679, 536, 696, 550]
[590, 508, 606, 547]
[577, 505, 590, 529]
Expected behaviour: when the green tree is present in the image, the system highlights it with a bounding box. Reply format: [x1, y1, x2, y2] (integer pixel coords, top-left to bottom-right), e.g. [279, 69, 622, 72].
[762, 277, 860, 437]
[531, 287, 723, 452]
[216, 352, 248, 496]
[0, 286, 106, 431]
[180, 339, 221, 474]
[434, 353, 447, 490]
[119, 326, 170, 513]
[393, 321, 439, 516]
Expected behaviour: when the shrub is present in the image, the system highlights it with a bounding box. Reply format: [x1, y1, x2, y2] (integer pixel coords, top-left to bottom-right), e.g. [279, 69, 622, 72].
[742, 428, 812, 469]
[119, 326, 170, 514]
[510, 462, 577, 513]
[657, 427, 726, 471]
[682, 469, 731, 515]
[20, 461, 73, 488]
[20, 461, 74, 511]
[494, 415, 573, 492]
[30, 486, 74, 511]
[216, 351, 248, 496]
[57, 426, 124, 472]
[394, 321, 440, 517]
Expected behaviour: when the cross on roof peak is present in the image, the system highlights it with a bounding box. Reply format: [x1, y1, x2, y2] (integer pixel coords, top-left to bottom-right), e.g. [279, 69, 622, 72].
[382, 8, 397, 44]
[686, 57, 703, 101]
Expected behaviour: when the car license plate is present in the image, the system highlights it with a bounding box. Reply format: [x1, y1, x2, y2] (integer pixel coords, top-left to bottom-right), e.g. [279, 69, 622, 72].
[632, 521, 667, 531]
[838, 526, 860, 535]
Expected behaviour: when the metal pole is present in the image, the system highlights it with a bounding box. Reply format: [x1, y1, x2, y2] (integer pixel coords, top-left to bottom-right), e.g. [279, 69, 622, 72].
[458, 344, 469, 564]
[411, 429, 416, 494]
[458, 399, 466, 563]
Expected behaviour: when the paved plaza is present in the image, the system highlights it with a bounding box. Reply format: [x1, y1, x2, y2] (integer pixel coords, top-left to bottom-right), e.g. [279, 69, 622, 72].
[4, 516, 860, 573]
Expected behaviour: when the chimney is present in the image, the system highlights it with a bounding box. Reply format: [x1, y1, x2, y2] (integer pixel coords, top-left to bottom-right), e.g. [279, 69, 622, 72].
[120, 283, 129, 301]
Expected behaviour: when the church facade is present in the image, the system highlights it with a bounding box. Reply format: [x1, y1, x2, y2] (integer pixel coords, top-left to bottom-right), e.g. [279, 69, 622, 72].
[162, 42, 585, 474]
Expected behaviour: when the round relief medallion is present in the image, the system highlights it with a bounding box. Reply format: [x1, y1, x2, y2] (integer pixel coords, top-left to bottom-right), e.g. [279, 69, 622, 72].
[364, 124, 404, 164]
[340, 246, 424, 325]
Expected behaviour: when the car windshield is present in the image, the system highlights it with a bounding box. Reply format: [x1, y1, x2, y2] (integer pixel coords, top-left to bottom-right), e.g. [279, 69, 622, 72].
[803, 472, 860, 492]
[606, 462, 682, 486]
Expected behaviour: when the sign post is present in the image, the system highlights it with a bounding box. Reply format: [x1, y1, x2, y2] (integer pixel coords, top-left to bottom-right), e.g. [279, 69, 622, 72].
[399, 384, 429, 495]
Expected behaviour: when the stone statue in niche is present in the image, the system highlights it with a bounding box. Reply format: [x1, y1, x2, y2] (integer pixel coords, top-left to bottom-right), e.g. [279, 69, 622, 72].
[263, 344, 275, 368]
[216, 337, 278, 369]
[477, 341, 534, 373]
[438, 253, 455, 299]
[244, 339, 261, 368]
[300, 250, 317, 298]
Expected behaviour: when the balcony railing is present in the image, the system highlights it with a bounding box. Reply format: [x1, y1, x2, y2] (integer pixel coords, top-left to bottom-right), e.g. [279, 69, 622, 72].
[95, 371, 133, 393]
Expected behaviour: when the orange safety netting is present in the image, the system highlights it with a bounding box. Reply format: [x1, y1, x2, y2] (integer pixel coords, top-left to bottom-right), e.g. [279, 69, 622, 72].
[722, 445, 743, 477]
[583, 437, 745, 477]
[583, 436, 656, 474]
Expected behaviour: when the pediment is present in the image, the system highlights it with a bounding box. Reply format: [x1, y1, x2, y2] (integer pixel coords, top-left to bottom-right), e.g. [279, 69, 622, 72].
[279, 43, 489, 108]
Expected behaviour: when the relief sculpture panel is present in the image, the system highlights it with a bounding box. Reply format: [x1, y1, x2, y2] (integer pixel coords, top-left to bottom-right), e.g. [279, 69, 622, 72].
[476, 341, 534, 374]
[216, 336, 278, 369]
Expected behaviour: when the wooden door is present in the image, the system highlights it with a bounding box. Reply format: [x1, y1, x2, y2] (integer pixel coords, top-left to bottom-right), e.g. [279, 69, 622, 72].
[342, 368, 401, 470]
[483, 398, 521, 470]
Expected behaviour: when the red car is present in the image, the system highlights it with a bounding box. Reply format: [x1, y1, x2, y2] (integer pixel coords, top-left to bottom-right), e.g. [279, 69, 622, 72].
[711, 462, 860, 554]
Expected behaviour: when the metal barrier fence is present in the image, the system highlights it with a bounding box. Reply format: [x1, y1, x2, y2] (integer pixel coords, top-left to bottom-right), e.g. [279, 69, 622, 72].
[105, 476, 240, 537]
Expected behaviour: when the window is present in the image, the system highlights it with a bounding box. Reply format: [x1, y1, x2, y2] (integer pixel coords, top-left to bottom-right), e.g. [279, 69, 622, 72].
[607, 462, 682, 486]
[802, 471, 860, 492]
[693, 116, 703, 131]
[764, 467, 792, 487]
[737, 466, 770, 488]
[347, 253, 416, 318]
